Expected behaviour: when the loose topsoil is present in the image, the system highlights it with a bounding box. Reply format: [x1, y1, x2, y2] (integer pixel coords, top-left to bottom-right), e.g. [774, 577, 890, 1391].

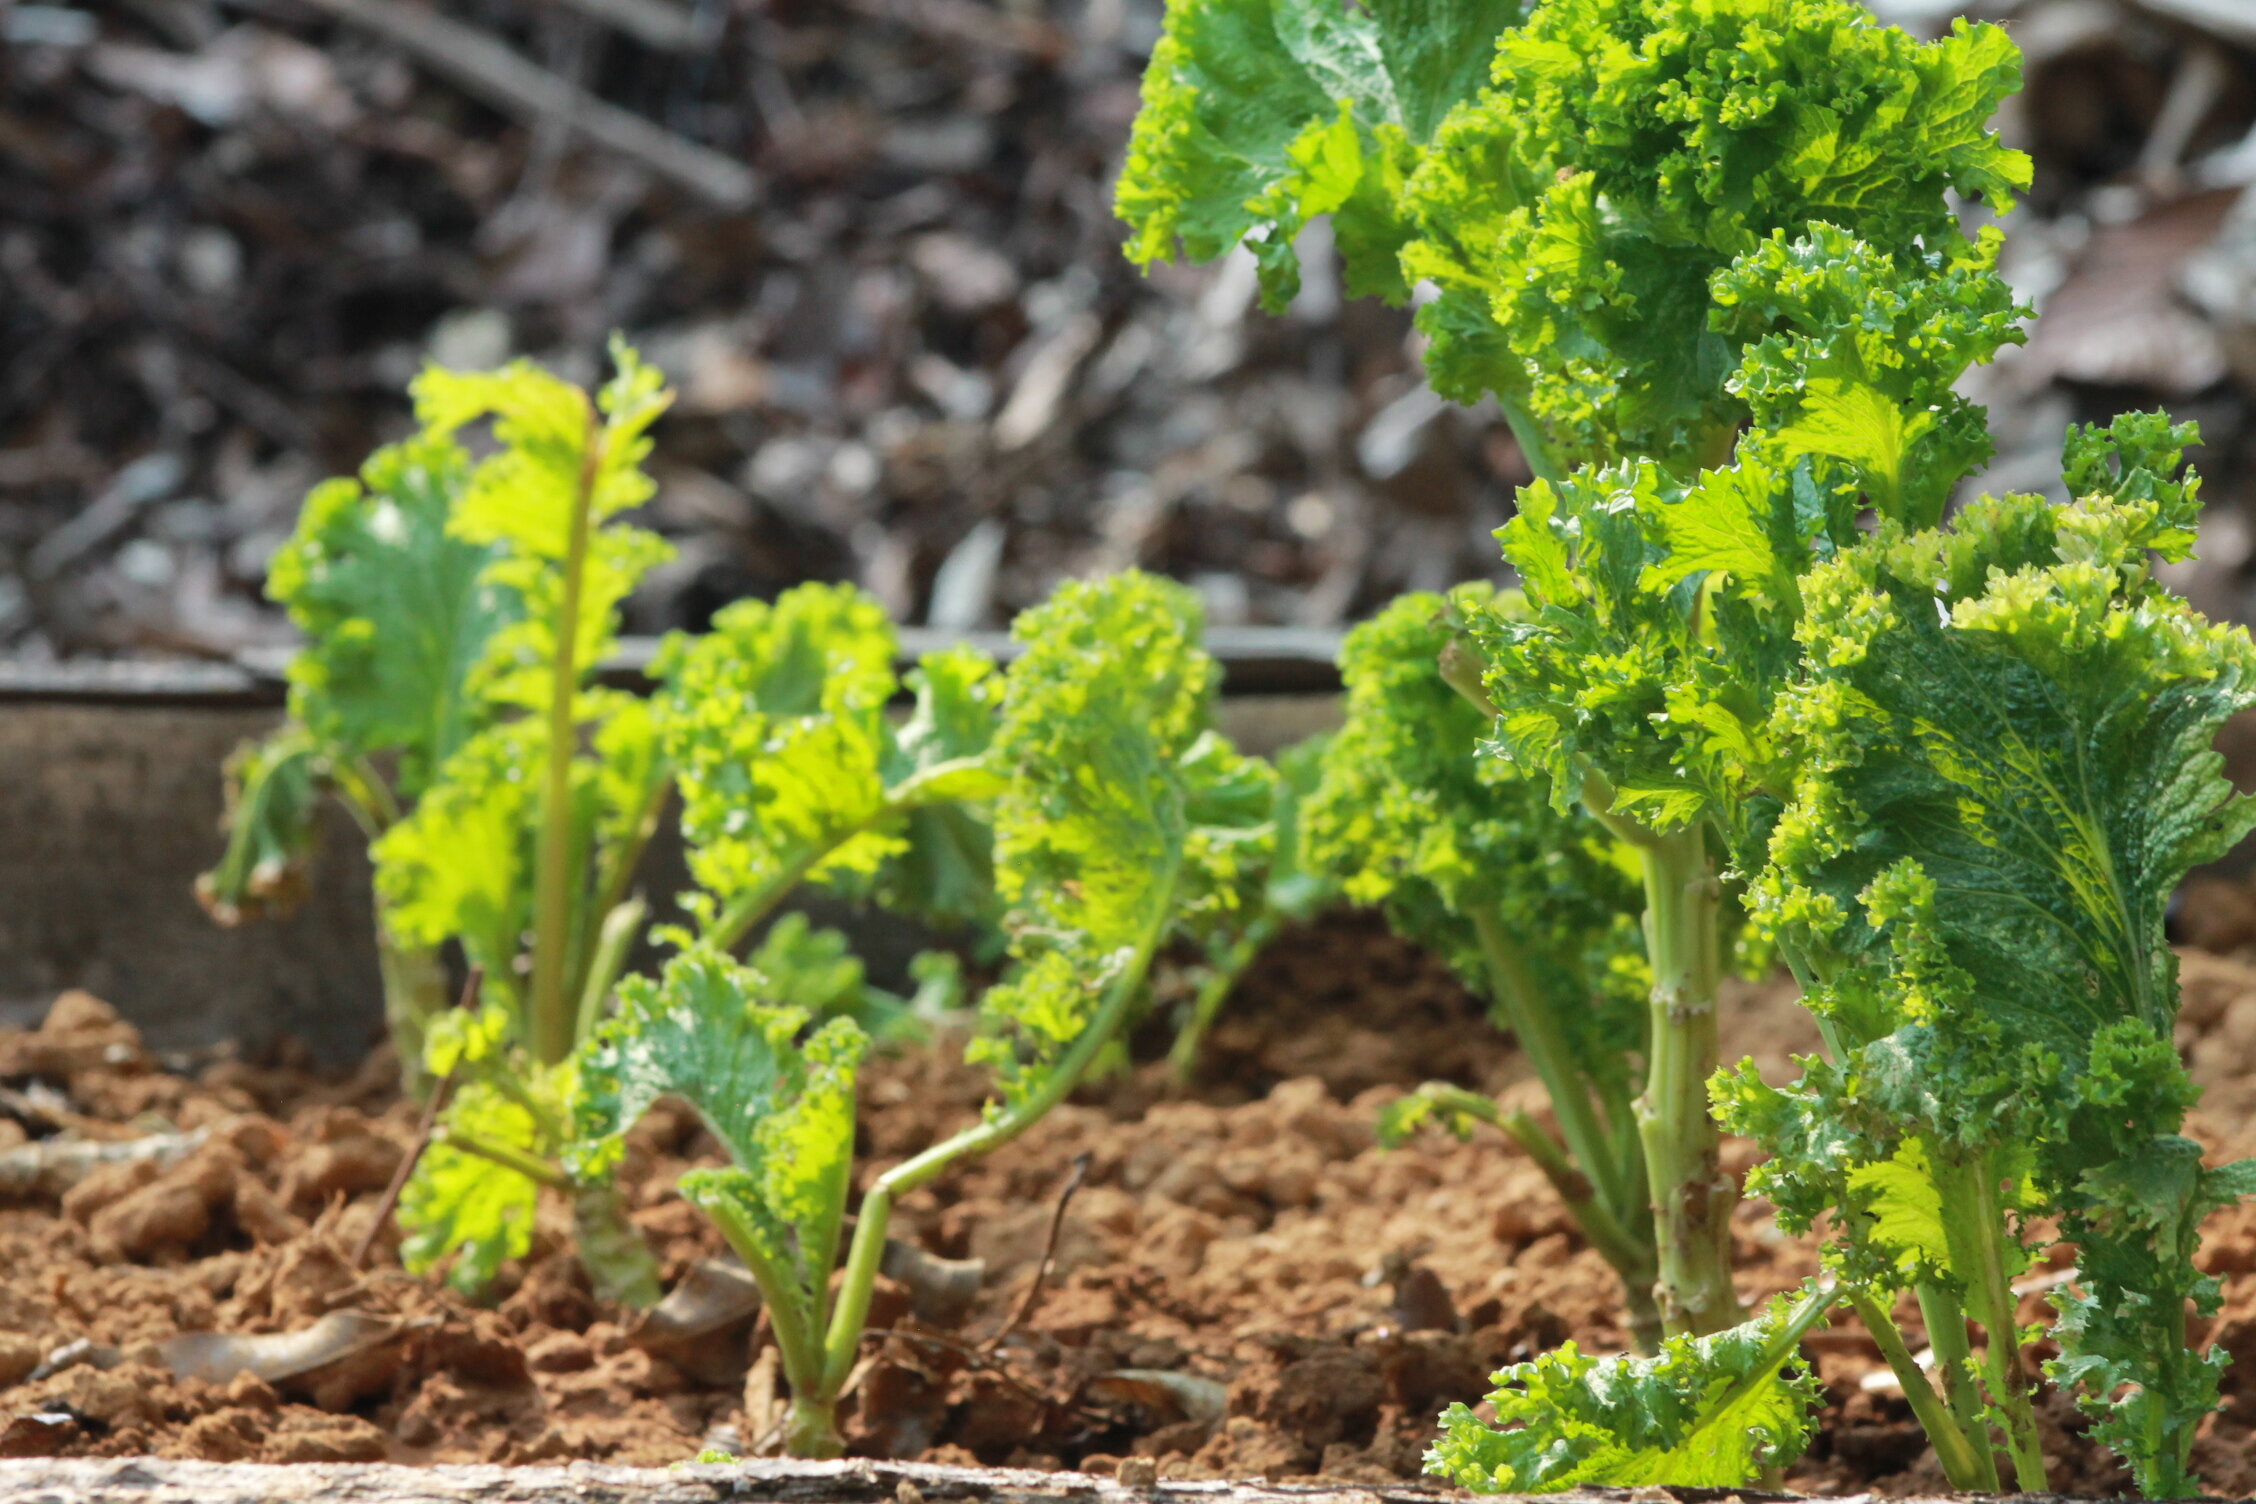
[9, 909, 2256, 1495]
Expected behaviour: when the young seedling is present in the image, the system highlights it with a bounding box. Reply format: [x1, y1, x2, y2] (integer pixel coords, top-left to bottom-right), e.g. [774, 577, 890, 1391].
[573, 945, 869, 1456]
[651, 580, 1007, 959]
[200, 431, 518, 1089]
[1299, 587, 1658, 1348]
[399, 561, 1009, 1300]
[1429, 1282, 1837, 1489]
[1120, 0, 2030, 1340]
[571, 571, 1276, 1457]
[374, 341, 677, 1303]
[1166, 731, 1337, 1081]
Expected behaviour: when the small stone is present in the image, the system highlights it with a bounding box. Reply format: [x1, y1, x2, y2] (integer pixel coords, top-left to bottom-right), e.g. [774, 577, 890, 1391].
[525, 1331, 596, 1374]
[1116, 1457, 1159, 1488]
[224, 1371, 280, 1412]
[0, 1334, 39, 1390]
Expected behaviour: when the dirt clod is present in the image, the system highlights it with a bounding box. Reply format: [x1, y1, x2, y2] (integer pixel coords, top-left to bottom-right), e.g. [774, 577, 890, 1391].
[0, 1336, 40, 1391]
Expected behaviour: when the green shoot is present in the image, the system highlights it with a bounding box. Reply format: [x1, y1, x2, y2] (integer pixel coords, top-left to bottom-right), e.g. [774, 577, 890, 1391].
[1303, 587, 1656, 1348]
[569, 571, 1274, 1456]
[1167, 731, 1338, 1080]
[199, 432, 515, 1087]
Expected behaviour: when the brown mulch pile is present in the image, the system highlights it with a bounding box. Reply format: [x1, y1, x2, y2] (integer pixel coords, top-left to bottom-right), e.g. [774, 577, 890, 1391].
[7, 912, 2256, 1493]
[7, 0, 2256, 661]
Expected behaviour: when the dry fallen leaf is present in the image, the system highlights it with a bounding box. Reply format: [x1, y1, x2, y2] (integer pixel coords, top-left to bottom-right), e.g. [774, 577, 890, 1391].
[161, 1309, 400, 1386]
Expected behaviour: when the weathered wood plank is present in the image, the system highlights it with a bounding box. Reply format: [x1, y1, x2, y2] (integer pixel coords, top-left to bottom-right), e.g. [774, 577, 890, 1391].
[0, 1459, 1455, 1504]
[0, 1457, 2007, 1504]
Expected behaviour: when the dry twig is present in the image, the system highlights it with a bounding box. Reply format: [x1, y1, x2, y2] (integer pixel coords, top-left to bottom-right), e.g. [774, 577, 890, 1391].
[297, 0, 758, 208]
[349, 967, 480, 1270]
[982, 1151, 1091, 1352]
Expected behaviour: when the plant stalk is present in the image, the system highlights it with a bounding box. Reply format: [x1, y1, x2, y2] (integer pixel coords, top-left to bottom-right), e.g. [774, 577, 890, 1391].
[2142, 1274, 2198, 1498]
[1496, 396, 1564, 488]
[1168, 914, 1277, 1081]
[1633, 822, 1741, 1339]
[781, 1398, 842, 1461]
[1846, 1285, 1998, 1491]
[1471, 910, 1634, 1226]
[573, 897, 649, 1046]
[333, 755, 403, 836]
[691, 1183, 839, 1456]
[818, 858, 1180, 1395]
[438, 1128, 571, 1190]
[1964, 1159, 2049, 1492]
[528, 398, 604, 1067]
[562, 763, 670, 1025]
[1914, 1282, 1996, 1486]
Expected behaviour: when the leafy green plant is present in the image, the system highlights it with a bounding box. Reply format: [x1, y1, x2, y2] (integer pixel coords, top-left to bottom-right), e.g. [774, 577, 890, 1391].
[199, 430, 517, 1088]
[573, 944, 867, 1456]
[372, 343, 677, 1304]
[571, 571, 1275, 1456]
[1432, 272, 2254, 1497]
[1430, 1283, 1835, 1491]
[1299, 586, 1657, 1347]
[399, 554, 1008, 1299]
[651, 581, 1006, 957]
[1166, 730, 1337, 1080]
[1127, 0, 2254, 1493]
[1120, 0, 2031, 1342]
[1713, 417, 2256, 1497]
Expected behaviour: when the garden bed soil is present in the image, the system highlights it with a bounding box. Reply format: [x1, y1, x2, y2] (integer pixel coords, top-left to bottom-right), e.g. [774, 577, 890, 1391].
[7, 910, 2256, 1495]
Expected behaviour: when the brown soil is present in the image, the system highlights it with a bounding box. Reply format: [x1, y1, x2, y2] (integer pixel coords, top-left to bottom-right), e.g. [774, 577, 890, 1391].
[6, 909, 2256, 1494]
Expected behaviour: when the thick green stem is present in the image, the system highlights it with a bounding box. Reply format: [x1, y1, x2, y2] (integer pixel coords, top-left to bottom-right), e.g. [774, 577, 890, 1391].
[2144, 1290, 2197, 1498]
[695, 1189, 824, 1378]
[574, 898, 648, 1045]
[1438, 635, 1497, 717]
[1412, 1083, 1660, 1352]
[528, 399, 604, 1068]
[1471, 910, 1633, 1224]
[331, 759, 401, 841]
[1847, 1285, 1998, 1491]
[689, 1183, 841, 1456]
[1578, 768, 1663, 852]
[376, 931, 450, 1098]
[1496, 396, 1563, 488]
[1168, 914, 1277, 1082]
[1914, 1282, 1996, 1487]
[563, 765, 670, 1023]
[439, 1128, 571, 1190]
[1964, 1162, 2049, 1493]
[1634, 822, 1741, 1338]
[703, 846, 831, 957]
[820, 859, 1179, 1394]
[781, 1398, 842, 1460]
